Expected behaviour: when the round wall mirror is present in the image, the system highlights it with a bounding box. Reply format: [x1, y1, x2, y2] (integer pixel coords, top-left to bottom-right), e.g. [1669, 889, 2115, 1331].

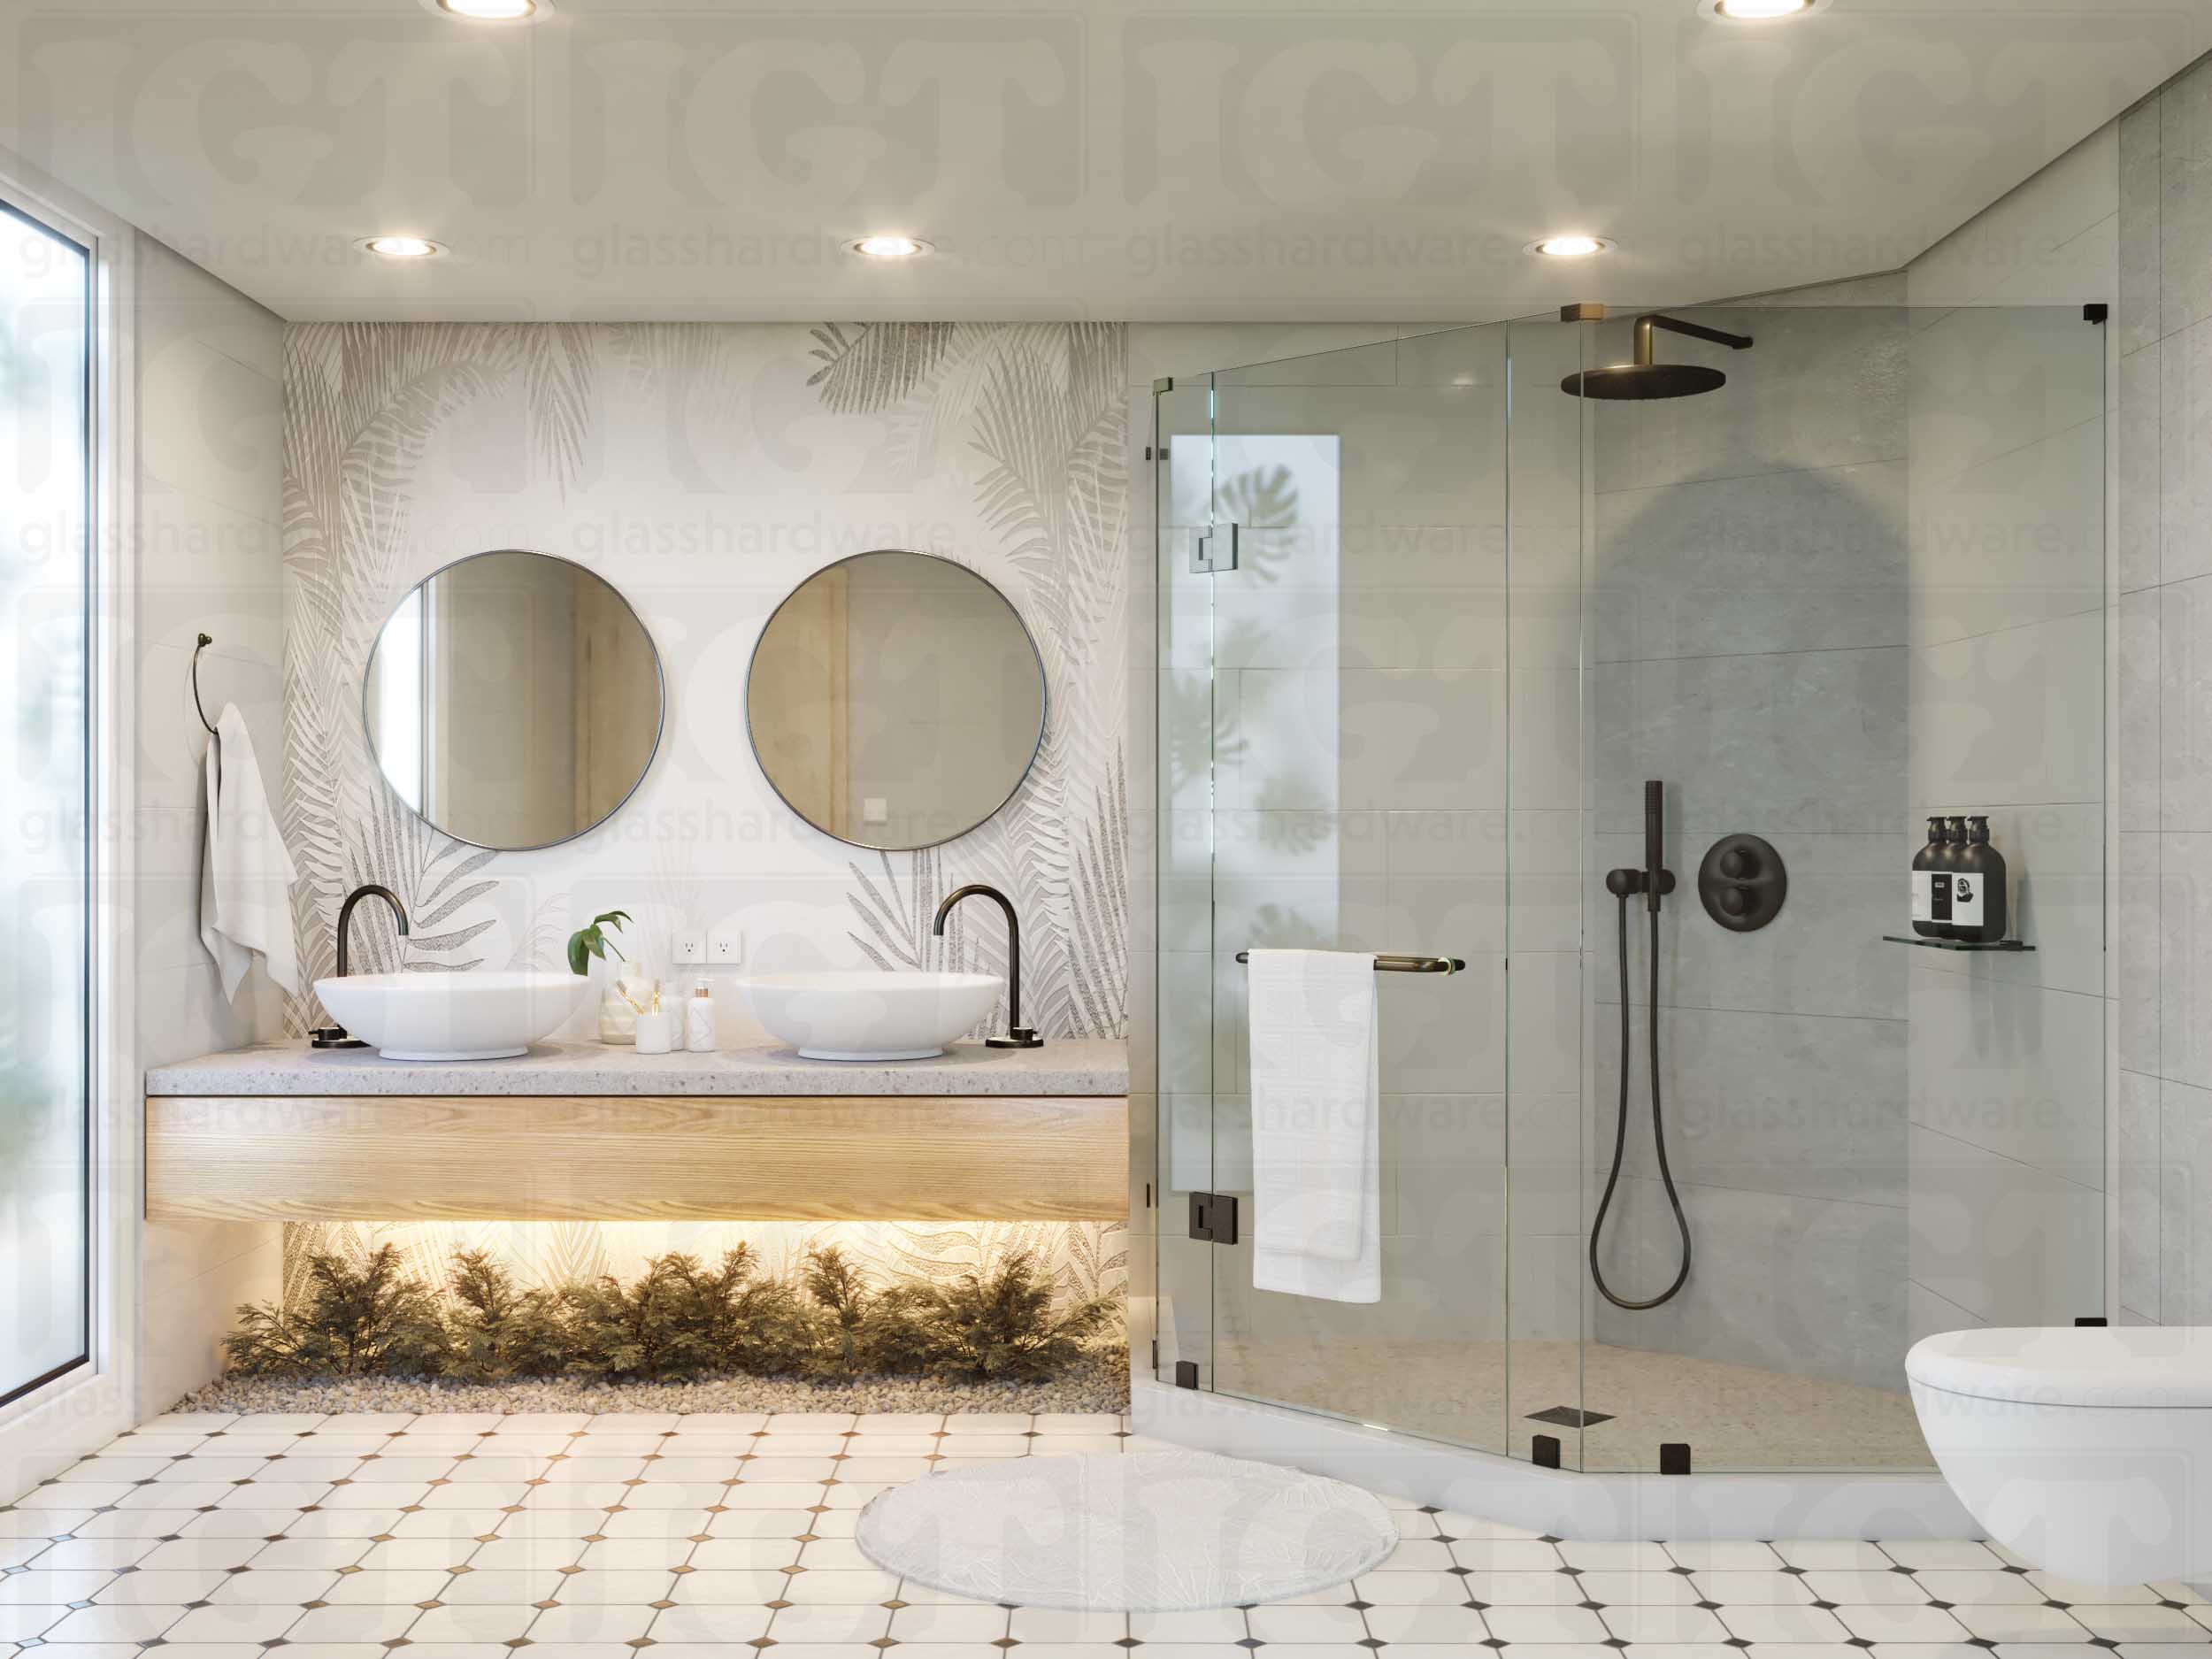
[363, 549, 664, 851]
[747, 550, 1047, 850]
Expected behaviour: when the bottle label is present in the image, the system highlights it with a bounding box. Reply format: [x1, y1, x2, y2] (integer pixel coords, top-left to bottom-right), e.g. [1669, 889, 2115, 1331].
[1952, 873, 1983, 931]
[1930, 872, 1952, 923]
[1912, 872, 1933, 922]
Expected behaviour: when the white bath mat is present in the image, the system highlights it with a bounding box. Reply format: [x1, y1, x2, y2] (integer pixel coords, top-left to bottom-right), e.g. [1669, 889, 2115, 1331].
[853, 1448, 1399, 1611]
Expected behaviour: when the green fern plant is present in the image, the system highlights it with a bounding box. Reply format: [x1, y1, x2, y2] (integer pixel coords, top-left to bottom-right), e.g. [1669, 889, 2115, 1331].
[224, 1242, 1114, 1386]
[223, 1245, 448, 1378]
[442, 1250, 569, 1381]
[916, 1252, 1114, 1381]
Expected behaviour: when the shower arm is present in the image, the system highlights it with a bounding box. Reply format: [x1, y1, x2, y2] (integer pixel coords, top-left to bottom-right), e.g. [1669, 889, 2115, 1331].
[1633, 313, 1755, 365]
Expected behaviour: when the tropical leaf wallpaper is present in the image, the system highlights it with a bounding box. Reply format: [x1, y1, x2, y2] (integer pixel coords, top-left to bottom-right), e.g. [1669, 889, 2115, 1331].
[279, 321, 1130, 1317]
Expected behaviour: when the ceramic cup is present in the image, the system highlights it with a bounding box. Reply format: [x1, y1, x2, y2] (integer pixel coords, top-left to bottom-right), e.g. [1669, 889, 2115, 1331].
[634, 1010, 677, 1055]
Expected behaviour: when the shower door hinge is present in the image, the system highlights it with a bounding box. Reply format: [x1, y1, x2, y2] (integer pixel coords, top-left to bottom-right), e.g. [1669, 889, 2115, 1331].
[1174, 1359, 1201, 1389]
[1659, 1442, 1692, 1475]
[2085, 303, 2109, 325]
[1192, 522, 1239, 575]
[1189, 1191, 1239, 1244]
[1150, 1339, 1159, 1371]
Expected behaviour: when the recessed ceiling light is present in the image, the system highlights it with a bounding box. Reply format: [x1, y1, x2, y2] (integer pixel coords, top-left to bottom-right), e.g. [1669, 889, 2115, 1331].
[847, 235, 932, 259]
[1527, 235, 1612, 258]
[359, 236, 445, 260]
[421, 0, 555, 22]
[1701, 0, 1825, 19]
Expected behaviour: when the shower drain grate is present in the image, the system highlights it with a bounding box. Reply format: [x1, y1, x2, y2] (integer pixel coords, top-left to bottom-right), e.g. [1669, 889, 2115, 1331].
[1525, 1406, 1614, 1428]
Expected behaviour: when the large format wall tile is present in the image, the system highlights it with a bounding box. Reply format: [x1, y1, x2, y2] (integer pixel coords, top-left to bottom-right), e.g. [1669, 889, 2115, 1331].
[2122, 586, 2162, 830]
[2160, 1075, 2212, 1323]
[1591, 1003, 1907, 1208]
[2161, 571, 2212, 828]
[2120, 344, 2162, 591]
[2159, 831, 2212, 1089]
[1908, 1123, 2105, 1328]
[1594, 648, 1908, 836]
[2159, 315, 2212, 586]
[2119, 1068, 2162, 1318]
[1590, 1174, 1907, 1392]
[1593, 462, 1907, 663]
[2120, 831, 2162, 1074]
[1907, 419, 2103, 648]
[2162, 56, 2212, 344]
[1908, 305, 2105, 486]
[2121, 96, 2163, 357]
[1905, 970, 2106, 1187]
[1909, 609, 2104, 810]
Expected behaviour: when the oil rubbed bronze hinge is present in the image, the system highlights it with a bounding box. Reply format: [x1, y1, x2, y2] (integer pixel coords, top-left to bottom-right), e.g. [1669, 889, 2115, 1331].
[1188, 1191, 1239, 1245]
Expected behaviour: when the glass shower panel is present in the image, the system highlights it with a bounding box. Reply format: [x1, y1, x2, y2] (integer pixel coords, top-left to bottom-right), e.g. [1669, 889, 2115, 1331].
[1188, 327, 1517, 1455]
[1502, 315, 1594, 1467]
[1575, 300, 2106, 1473]
[1153, 376, 1216, 1389]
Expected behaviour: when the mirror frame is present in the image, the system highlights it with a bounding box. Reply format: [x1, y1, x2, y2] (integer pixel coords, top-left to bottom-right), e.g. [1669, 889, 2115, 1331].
[744, 549, 1048, 852]
[360, 548, 667, 853]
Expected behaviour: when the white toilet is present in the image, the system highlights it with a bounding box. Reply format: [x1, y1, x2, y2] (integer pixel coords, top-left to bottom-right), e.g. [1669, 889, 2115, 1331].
[1908, 1325, 2212, 1585]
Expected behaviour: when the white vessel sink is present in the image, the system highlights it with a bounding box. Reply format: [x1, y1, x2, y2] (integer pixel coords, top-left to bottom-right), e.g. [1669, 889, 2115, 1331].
[315, 971, 592, 1061]
[735, 971, 1003, 1061]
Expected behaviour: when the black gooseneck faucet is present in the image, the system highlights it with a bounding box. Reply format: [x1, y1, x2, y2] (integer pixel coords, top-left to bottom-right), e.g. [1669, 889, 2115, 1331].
[311, 883, 412, 1049]
[931, 883, 1043, 1050]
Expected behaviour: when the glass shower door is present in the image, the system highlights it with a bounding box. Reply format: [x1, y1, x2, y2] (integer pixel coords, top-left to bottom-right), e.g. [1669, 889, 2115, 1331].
[1156, 326, 1522, 1456]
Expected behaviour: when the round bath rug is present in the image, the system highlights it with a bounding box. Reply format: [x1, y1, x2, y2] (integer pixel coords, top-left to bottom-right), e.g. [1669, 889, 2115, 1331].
[854, 1448, 1398, 1612]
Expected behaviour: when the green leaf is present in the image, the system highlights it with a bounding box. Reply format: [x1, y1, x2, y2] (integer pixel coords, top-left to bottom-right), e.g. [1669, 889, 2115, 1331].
[566, 934, 588, 976]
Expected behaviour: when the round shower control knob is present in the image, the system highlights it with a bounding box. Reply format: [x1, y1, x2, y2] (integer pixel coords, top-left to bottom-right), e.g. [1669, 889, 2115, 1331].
[1697, 833, 1787, 933]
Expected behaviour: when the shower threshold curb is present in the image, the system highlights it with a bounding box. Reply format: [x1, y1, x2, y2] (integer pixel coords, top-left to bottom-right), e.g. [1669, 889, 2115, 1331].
[1133, 1378, 1978, 1541]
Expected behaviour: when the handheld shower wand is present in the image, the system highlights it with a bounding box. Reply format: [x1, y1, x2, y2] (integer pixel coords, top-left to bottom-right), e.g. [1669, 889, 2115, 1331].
[1593, 780, 1691, 1311]
[1643, 779, 1667, 914]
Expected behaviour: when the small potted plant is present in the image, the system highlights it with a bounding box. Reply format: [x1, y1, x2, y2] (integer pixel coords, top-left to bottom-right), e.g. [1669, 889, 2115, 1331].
[569, 910, 650, 1044]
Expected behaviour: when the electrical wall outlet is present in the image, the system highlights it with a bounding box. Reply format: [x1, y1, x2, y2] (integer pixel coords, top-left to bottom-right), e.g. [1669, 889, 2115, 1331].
[673, 933, 706, 964]
[709, 930, 743, 966]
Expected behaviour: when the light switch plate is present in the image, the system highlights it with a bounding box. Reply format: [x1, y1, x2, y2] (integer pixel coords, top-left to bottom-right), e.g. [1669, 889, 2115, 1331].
[709, 930, 742, 965]
[673, 933, 706, 964]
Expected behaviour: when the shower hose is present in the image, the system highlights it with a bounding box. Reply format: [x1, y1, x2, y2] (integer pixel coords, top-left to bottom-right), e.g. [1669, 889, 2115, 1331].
[1587, 890, 1693, 1310]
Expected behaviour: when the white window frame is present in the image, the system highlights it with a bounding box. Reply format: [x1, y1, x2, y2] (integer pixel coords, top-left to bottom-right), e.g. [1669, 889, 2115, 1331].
[0, 159, 140, 1495]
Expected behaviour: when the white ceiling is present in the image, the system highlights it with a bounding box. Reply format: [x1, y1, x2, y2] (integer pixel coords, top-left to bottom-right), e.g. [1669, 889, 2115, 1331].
[1, 0, 2203, 322]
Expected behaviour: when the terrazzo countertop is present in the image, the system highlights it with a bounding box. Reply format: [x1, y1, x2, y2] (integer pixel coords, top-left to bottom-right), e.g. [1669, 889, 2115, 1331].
[147, 1036, 1129, 1097]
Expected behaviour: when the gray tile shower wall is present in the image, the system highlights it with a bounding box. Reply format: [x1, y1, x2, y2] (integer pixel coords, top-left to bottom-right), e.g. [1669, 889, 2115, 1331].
[1585, 293, 1915, 1389]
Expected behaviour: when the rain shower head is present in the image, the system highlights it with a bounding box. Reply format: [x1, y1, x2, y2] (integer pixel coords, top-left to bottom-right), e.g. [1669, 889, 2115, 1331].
[1561, 311, 1755, 400]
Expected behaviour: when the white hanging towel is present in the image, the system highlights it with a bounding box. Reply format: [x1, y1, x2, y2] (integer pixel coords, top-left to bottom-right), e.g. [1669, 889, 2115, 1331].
[199, 703, 301, 1001]
[1248, 949, 1381, 1303]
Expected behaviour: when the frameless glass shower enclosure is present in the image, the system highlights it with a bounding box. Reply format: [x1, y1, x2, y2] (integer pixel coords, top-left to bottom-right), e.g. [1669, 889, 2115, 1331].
[1151, 298, 2108, 1475]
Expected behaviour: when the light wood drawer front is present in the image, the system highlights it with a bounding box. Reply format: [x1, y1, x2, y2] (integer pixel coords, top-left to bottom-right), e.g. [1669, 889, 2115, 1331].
[146, 1094, 1129, 1223]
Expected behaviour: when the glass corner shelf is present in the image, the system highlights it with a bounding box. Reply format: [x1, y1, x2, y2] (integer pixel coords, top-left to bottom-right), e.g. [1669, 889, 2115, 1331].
[1882, 934, 2034, 952]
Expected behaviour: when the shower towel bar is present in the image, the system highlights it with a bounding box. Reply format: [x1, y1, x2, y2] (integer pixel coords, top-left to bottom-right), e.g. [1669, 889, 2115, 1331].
[1233, 951, 1464, 974]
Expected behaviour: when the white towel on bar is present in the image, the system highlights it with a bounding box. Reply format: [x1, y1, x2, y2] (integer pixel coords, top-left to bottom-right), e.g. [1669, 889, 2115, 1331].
[1248, 949, 1381, 1303]
[199, 703, 301, 1001]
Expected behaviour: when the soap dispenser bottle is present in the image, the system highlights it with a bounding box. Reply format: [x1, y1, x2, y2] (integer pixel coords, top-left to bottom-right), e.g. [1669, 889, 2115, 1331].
[1912, 816, 1946, 938]
[1955, 816, 2008, 943]
[686, 978, 718, 1054]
